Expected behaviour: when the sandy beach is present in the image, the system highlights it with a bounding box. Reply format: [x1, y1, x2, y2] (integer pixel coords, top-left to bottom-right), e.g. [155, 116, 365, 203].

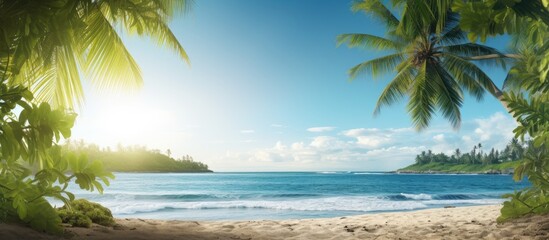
[1, 205, 549, 239]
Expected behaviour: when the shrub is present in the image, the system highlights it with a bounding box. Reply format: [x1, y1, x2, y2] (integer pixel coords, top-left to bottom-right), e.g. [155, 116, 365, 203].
[57, 199, 115, 227]
[57, 209, 92, 228]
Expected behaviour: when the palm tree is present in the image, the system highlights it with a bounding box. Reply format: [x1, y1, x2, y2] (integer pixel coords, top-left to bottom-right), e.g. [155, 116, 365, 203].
[337, 0, 511, 130]
[0, 0, 190, 107]
[454, 148, 461, 161]
[509, 138, 525, 159]
[471, 145, 477, 164]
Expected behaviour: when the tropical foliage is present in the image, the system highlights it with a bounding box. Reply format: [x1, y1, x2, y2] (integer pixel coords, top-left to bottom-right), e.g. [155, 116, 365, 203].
[399, 161, 519, 174]
[57, 199, 115, 228]
[452, 0, 549, 222]
[338, 0, 510, 130]
[64, 141, 211, 173]
[412, 139, 525, 166]
[341, 0, 549, 222]
[0, 0, 191, 234]
[0, 0, 190, 107]
[0, 81, 113, 234]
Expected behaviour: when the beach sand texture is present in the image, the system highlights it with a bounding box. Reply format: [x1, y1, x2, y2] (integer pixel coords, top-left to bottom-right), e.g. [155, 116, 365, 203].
[1, 205, 549, 239]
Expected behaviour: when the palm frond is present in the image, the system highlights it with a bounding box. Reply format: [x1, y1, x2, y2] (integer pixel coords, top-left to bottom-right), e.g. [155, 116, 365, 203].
[352, 0, 400, 31]
[79, 6, 143, 93]
[436, 25, 467, 46]
[503, 49, 549, 93]
[509, 0, 549, 26]
[441, 43, 508, 68]
[348, 53, 405, 79]
[431, 63, 463, 129]
[1, 0, 191, 108]
[432, 0, 454, 34]
[140, 18, 190, 64]
[407, 62, 436, 130]
[374, 61, 414, 115]
[398, 1, 434, 38]
[442, 53, 503, 97]
[52, 43, 85, 107]
[442, 60, 485, 101]
[336, 33, 402, 51]
[101, 0, 190, 64]
[10, 24, 86, 107]
[22, 43, 84, 107]
[149, 0, 192, 18]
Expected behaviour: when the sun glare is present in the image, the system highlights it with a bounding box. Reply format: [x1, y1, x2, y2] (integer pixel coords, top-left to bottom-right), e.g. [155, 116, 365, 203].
[95, 99, 174, 145]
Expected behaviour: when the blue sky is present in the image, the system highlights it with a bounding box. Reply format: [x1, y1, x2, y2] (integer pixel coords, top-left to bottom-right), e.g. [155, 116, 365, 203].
[71, 0, 516, 171]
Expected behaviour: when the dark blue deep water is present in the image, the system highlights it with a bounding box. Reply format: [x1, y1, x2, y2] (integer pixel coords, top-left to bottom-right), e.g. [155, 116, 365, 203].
[63, 172, 530, 220]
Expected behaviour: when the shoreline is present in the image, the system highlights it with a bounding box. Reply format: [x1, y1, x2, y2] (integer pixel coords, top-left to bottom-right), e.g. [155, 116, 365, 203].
[392, 170, 513, 175]
[2, 205, 548, 239]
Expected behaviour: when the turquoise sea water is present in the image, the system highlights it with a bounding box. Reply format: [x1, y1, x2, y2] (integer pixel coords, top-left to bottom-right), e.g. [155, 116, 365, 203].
[63, 172, 530, 220]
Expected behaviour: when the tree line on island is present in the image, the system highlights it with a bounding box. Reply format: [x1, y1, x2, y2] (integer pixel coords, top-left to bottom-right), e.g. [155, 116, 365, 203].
[414, 138, 525, 165]
[64, 140, 211, 173]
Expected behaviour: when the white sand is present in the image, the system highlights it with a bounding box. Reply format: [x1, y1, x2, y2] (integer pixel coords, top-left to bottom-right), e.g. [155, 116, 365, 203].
[1, 205, 548, 239]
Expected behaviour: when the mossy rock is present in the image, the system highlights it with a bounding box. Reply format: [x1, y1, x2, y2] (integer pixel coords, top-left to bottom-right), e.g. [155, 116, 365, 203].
[57, 199, 115, 227]
[57, 209, 92, 228]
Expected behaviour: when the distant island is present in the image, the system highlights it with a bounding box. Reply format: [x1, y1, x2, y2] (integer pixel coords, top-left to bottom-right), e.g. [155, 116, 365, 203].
[64, 141, 212, 173]
[397, 139, 525, 174]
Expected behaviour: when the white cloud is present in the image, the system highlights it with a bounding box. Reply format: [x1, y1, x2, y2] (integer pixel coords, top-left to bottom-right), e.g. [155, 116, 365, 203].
[291, 142, 305, 150]
[356, 136, 390, 148]
[365, 146, 426, 159]
[343, 128, 378, 137]
[274, 141, 287, 151]
[307, 126, 336, 133]
[473, 112, 515, 142]
[460, 112, 517, 150]
[433, 134, 445, 142]
[309, 136, 344, 149]
[241, 130, 255, 134]
[217, 112, 518, 171]
[342, 127, 412, 149]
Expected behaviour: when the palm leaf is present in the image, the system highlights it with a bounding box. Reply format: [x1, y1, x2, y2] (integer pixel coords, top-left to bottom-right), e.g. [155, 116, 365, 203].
[442, 59, 485, 101]
[510, 0, 549, 26]
[336, 33, 402, 51]
[101, 0, 190, 64]
[398, 1, 434, 38]
[407, 62, 436, 130]
[2, 0, 191, 108]
[352, 0, 400, 31]
[132, 18, 189, 64]
[150, 0, 193, 18]
[52, 43, 85, 107]
[79, 6, 143, 94]
[436, 25, 467, 46]
[442, 53, 503, 97]
[374, 60, 414, 115]
[348, 53, 405, 79]
[441, 43, 507, 68]
[431, 63, 463, 129]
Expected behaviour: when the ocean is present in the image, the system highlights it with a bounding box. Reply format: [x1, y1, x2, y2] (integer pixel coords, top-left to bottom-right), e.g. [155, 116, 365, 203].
[62, 172, 530, 221]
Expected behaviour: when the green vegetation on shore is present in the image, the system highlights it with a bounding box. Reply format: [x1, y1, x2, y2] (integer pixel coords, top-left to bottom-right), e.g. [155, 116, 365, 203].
[399, 161, 519, 174]
[65, 141, 212, 173]
[398, 139, 526, 173]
